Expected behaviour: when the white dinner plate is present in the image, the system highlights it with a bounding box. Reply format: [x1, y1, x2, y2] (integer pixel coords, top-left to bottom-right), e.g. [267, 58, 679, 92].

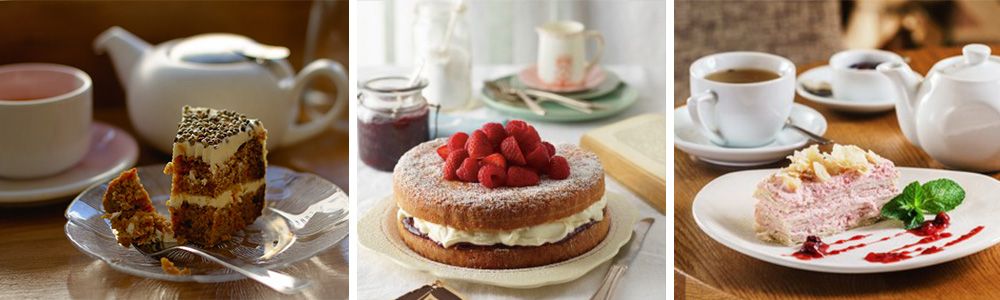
[674, 103, 828, 167]
[359, 193, 638, 288]
[692, 167, 1000, 273]
[796, 65, 896, 114]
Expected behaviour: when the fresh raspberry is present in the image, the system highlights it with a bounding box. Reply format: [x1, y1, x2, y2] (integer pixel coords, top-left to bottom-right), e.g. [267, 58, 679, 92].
[525, 144, 550, 172]
[500, 136, 527, 165]
[456, 158, 482, 182]
[466, 130, 493, 159]
[516, 126, 542, 155]
[478, 164, 506, 189]
[505, 120, 528, 136]
[447, 132, 469, 151]
[549, 156, 570, 179]
[482, 153, 507, 169]
[506, 166, 540, 187]
[542, 142, 556, 158]
[436, 145, 451, 161]
[482, 122, 507, 147]
[442, 149, 468, 181]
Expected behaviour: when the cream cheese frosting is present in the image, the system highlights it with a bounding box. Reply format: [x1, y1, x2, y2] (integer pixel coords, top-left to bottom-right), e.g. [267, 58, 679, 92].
[171, 106, 266, 173]
[398, 195, 608, 247]
[167, 178, 265, 208]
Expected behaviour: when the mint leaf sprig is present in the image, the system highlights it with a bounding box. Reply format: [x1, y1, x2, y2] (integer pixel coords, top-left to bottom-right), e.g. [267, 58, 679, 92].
[880, 179, 965, 230]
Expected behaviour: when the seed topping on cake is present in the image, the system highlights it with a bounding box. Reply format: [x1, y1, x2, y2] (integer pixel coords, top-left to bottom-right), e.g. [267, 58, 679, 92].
[174, 106, 262, 148]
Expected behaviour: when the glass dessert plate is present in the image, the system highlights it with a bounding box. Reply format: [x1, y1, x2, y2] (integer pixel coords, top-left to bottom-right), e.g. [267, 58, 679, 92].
[359, 192, 638, 289]
[64, 164, 349, 282]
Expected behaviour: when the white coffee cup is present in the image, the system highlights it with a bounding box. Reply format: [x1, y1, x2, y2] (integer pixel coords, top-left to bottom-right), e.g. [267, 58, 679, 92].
[829, 49, 905, 102]
[687, 52, 796, 148]
[0, 63, 92, 179]
[535, 20, 605, 87]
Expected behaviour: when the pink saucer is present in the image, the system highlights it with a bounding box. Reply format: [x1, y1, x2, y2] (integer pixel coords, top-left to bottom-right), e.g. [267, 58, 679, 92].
[0, 121, 138, 205]
[517, 64, 607, 93]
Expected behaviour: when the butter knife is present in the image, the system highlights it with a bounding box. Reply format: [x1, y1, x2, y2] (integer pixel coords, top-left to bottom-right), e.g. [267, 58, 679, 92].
[590, 218, 655, 300]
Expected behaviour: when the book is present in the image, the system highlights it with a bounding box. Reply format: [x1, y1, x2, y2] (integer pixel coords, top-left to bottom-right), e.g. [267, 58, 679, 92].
[580, 113, 666, 213]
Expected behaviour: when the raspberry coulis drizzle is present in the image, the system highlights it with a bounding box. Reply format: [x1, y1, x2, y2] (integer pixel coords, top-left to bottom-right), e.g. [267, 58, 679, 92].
[787, 213, 984, 263]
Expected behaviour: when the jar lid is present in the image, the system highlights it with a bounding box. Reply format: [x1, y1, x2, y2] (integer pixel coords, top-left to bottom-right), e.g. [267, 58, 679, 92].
[937, 44, 1000, 81]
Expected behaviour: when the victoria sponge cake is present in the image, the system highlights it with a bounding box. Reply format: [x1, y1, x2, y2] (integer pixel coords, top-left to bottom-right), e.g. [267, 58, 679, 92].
[393, 120, 609, 269]
[754, 144, 900, 245]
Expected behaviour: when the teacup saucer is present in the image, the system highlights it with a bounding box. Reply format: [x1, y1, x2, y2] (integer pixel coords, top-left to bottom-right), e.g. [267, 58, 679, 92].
[518, 64, 607, 93]
[796, 65, 895, 113]
[0, 121, 138, 205]
[674, 103, 828, 167]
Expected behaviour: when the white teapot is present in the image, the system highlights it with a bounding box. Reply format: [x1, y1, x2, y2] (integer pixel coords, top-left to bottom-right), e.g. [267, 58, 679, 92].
[94, 26, 347, 154]
[879, 44, 1000, 171]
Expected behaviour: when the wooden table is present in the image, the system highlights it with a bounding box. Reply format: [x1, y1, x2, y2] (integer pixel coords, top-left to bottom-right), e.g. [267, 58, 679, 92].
[0, 107, 350, 299]
[674, 45, 1000, 299]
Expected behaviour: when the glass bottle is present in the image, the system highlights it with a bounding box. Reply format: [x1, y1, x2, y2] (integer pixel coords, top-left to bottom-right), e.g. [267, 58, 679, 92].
[412, 0, 472, 110]
[357, 76, 431, 171]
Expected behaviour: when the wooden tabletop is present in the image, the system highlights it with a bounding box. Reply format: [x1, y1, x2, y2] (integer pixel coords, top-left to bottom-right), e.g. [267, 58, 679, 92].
[674, 45, 1000, 299]
[0, 107, 350, 299]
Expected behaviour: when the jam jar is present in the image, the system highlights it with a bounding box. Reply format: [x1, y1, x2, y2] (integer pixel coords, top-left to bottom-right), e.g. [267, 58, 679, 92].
[358, 76, 431, 171]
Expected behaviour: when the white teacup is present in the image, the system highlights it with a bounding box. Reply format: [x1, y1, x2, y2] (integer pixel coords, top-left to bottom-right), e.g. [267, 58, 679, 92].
[687, 52, 796, 148]
[535, 20, 605, 87]
[829, 49, 905, 102]
[0, 63, 92, 179]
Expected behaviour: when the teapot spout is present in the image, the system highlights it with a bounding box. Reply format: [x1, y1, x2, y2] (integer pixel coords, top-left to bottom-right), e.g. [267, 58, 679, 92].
[877, 61, 924, 147]
[93, 26, 151, 88]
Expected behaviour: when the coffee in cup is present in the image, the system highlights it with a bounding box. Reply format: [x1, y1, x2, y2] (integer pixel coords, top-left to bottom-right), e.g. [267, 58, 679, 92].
[0, 63, 92, 179]
[687, 52, 796, 148]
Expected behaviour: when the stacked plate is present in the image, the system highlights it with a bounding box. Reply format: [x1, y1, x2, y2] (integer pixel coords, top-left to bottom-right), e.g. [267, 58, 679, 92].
[481, 65, 639, 122]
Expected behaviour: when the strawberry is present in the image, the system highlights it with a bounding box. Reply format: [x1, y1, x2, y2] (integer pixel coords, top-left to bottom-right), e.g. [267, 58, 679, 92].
[447, 132, 469, 151]
[549, 156, 570, 179]
[456, 158, 482, 182]
[478, 164, 506, 189]
[542, 142, 556, 158]
[436, 145, 451, 161]
[482, 122, 507, 147]
[482, 153, 507, 169]
[466, 129, 493, 159]
[500, 136, 527, 165]
[525, 144, 550, 172]
[442, 149, 468, 181]
[506, 166, 540, 187]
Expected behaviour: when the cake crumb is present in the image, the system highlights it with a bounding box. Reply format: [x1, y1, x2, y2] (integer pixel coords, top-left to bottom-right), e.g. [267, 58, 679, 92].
[160, 257, 191, 275]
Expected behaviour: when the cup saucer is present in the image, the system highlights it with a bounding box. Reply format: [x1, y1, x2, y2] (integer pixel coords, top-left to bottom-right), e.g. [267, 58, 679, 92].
[796, 65, 895, 113]
[674, 103, 828, 167]
[517, 64, 606, 93]
[0, 121, 138, 205]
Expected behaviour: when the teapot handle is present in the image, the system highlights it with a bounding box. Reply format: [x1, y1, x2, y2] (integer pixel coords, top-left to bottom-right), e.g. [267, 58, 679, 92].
[281, 59, 348, 147]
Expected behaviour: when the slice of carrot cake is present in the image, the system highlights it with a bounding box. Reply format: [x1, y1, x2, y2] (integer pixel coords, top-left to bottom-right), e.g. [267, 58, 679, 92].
[163, 106, 267, 247]
[102, 168, 173, 247]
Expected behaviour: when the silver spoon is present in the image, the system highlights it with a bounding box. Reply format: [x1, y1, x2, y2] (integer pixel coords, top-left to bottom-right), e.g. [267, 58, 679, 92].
[785, 119, 832, 145]
[135, 242, 312, 294]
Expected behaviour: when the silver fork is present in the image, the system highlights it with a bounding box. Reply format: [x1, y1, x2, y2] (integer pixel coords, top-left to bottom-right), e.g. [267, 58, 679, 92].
[135, 242, 311, 294]
[485, 81, 547, 116]
[268, 190, 349, 230]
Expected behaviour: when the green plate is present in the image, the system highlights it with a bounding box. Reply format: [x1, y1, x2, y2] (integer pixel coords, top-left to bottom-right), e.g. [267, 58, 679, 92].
[481, 75, 639, 122]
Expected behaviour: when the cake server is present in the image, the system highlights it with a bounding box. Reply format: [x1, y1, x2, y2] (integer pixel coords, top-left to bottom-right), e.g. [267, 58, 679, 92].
[135, 243, 312, 294]
[590, 217, 654, 300]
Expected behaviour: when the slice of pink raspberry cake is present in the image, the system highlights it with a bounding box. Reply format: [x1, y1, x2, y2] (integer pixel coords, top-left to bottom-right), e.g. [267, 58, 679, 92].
[754, 144, 900, 245]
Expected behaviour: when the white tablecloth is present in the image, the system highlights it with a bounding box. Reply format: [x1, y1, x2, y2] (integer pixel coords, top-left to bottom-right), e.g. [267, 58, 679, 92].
[357, 65, 666, 299]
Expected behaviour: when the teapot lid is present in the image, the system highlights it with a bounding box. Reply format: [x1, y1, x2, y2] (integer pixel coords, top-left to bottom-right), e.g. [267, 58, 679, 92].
[170, 34, 289, 64]
[937, 44, 1000, 81]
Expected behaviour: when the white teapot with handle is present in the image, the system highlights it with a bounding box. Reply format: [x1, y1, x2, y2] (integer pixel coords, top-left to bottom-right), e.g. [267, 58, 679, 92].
[93, 26, 347, 154]
[879, 44, 1000, 171]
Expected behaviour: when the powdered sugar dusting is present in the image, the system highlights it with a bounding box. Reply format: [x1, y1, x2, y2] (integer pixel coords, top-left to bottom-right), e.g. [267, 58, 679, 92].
[393, 138, 604, 214]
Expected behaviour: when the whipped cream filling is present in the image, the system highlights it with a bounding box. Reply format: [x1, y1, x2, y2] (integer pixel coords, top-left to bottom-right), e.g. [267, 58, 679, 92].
[167, 178, 265, 208]
[398, 195, 607, 247]
[172, 126, 264, 173]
